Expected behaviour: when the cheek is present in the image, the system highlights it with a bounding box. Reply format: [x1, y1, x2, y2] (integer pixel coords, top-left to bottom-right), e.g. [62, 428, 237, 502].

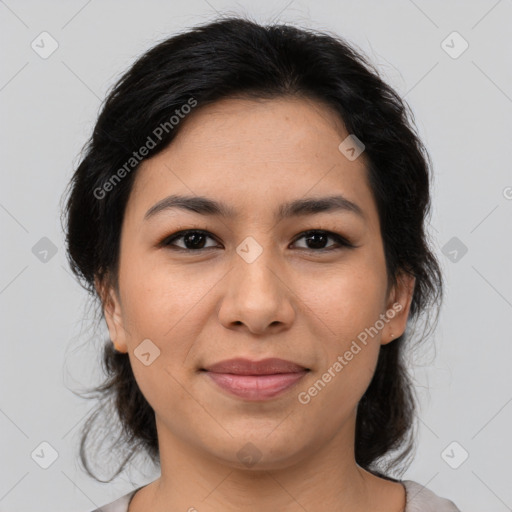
[293, 352, 380, 451]
[298, 333, 381, 424]
[294, 262, 385, 396]
[298, 261, 387, 335]
[119, 249, 208, 338]
[128, 356, 195, 442]
[118, 253, 215, 382]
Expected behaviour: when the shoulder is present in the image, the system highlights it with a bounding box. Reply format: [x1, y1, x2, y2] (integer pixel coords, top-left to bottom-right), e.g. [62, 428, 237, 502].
[402, 480, 461, 512]
[88, 489, 138, 512]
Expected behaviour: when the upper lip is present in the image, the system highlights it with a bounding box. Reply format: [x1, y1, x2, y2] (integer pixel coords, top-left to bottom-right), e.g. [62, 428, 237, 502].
[202, 358, 309, 375]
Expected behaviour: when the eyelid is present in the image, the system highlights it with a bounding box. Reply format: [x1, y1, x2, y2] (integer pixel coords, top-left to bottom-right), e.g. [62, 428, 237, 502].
[160, 229, 219, 250]
[291, 229, 356, 249]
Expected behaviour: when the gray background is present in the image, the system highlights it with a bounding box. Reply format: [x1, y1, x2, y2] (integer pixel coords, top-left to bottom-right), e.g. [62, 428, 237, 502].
[1, 0, 511, 510]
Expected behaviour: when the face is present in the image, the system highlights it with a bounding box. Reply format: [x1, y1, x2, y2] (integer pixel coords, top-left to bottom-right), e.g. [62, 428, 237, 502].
[99, 96, 414, 471]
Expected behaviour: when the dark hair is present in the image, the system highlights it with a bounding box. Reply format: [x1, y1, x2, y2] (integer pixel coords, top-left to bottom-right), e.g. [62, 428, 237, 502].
[62, 15, 443, 483]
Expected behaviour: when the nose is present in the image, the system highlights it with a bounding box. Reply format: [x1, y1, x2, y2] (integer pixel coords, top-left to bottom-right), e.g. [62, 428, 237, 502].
[216, 242, 296, 336]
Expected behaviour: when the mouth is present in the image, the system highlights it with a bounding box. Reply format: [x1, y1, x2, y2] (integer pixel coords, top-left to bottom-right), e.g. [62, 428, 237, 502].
[200, 358, 310, 401]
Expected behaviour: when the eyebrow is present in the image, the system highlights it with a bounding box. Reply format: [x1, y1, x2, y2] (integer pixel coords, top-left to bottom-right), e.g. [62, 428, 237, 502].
[144, 194, 365, 222]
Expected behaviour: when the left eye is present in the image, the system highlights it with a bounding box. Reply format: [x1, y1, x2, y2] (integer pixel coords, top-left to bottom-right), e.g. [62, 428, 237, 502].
[292, 230, 353, 251]
[161, 229, 354, 252]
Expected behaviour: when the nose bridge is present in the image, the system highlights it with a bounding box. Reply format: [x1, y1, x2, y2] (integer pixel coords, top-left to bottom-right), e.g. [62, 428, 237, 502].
[232, 233, 282, 298]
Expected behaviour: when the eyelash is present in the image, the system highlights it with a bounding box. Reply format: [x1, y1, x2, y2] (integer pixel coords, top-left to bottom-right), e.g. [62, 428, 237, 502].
[159, 229, 356, 253]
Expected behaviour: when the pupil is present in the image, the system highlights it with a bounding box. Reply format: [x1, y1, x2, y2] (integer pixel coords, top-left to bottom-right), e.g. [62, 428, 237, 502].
[185, 232, 205, 249]
[307, 232, 326, 249]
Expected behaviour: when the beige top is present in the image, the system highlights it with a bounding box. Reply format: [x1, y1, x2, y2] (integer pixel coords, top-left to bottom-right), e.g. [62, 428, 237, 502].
[91, 479, 461, 511]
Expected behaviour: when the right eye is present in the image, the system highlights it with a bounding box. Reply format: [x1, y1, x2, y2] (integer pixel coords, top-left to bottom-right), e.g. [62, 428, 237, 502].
[160, 230, 220, 252]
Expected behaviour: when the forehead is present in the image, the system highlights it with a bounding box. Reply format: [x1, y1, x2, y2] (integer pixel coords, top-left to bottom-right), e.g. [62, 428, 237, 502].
[169, 96, 349, 161]
[126, 96, 378, 228]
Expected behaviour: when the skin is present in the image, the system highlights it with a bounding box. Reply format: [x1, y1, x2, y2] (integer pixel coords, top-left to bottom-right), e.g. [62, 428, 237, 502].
[97, 96, 415, 512]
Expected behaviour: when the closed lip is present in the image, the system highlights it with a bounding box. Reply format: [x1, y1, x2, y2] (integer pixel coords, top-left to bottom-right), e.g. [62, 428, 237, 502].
[201, 357, 309, 375]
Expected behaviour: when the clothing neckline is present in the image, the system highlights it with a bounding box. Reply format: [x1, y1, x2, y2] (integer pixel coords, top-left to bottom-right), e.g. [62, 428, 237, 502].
[127, 479, 410, 510]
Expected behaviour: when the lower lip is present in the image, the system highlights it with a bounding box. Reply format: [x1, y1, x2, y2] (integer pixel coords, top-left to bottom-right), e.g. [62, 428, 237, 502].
[204, 371, 308, 400]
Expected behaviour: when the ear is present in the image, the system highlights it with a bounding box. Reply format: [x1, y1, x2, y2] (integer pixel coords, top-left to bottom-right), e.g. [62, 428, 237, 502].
[381, 271, 416, 346]
[94, 276, 128, 353]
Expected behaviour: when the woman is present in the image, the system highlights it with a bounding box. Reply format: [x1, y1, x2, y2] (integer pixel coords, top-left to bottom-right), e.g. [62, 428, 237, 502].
[63, 16, 461, 512]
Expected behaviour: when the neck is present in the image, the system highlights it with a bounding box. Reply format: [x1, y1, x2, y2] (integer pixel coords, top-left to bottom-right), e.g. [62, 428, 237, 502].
[130, 414, 402, 512]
